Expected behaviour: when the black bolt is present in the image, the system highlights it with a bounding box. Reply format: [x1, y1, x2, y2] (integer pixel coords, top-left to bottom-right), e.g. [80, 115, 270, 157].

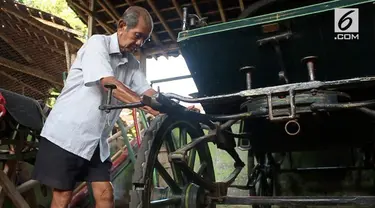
[240, 66, 256, 90]
[301, 56, 318, 81]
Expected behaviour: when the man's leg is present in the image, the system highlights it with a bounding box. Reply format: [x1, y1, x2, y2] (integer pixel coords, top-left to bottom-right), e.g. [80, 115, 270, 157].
[50, 190, 73, 208]
[91, 181, 114, 207]
[32, 138, 84, 208]
[86, 147, 114, 207]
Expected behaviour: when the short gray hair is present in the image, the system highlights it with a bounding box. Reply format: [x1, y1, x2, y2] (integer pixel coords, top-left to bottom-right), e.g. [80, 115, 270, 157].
[121, 6, 154, 31]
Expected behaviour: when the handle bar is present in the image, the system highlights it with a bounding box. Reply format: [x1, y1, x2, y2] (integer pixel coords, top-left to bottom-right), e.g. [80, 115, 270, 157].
[98, 84, 266, 122]
[98, 84, 186, 113]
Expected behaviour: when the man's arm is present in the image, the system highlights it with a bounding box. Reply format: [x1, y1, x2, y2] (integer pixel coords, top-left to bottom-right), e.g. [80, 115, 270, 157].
[100, 77, 160, 116]
[79, 36, 159, 115]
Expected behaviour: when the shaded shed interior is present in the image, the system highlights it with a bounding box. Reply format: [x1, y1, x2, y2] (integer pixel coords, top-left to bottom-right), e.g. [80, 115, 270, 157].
[0, 0, 82, 100]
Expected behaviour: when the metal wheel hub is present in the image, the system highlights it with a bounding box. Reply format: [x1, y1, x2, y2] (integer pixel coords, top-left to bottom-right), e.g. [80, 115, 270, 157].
[182, 183, 206, 208]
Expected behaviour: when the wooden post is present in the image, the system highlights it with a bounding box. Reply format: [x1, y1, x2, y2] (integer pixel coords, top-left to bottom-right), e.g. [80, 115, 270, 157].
[87, 0, 96, 37]
[64, 42, 71, 72]
[135, 51, 147, 76]
[140, 52, 147, 75]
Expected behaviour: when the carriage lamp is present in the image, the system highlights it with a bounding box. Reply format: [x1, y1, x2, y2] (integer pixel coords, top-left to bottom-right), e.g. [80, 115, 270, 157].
[301, 56, 318, 81]
[240, 66, 256, 90]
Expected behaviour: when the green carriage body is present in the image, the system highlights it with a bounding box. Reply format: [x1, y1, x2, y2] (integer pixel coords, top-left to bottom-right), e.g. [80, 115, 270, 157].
[177, 0, 375, 115]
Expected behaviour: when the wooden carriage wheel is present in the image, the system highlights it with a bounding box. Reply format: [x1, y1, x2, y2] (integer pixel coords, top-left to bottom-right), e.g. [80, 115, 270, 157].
[130, 115, 216, 208]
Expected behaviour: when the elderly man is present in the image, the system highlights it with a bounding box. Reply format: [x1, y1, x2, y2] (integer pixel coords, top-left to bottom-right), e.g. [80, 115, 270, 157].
[32, 6, 159, 208]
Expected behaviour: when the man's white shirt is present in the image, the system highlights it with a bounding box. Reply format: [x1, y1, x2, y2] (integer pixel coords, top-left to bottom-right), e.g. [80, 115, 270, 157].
[41, 33, 151, 162]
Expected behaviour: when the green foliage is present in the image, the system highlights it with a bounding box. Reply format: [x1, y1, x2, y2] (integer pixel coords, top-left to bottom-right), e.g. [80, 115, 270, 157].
[46, 88, 60, 108]
[19, 0, 87, 38]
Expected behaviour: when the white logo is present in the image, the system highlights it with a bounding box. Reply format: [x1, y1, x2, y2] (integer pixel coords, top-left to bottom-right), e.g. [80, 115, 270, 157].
[334, 8, 359, 40]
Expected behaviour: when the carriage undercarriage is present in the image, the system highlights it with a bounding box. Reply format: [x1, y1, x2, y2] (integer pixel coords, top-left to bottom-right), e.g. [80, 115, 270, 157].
[98, 70, 375, 207]
[118, 1, 375, 206]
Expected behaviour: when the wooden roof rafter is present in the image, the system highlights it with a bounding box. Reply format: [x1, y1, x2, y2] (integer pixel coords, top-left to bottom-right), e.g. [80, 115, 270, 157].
[0, 33, 33, 63]
[69, 0, 292, 59]
[1, 0, 82, 49]
[0, 17, 67, 56]
[0, 0, 84, 99]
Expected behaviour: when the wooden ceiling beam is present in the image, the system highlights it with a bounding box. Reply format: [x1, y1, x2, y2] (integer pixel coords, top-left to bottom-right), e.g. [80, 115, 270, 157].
[143, 43, 179, 57]
[1, 19, 66, 56]
[191, 0, 202, 18]
[68, 0, 114, 34]
[96, 0, 118, 24]
[239, 0, 245, 11]
[70, 4, 88, 24]
[0, 32, 33, 64]
[0, 20, 65, 56]
[103, 1, 121, 19]
[1, 1, 82, 49]
[146, 0, 176, 41]
[0, 56, 62, 87]
[0, 71, 45, 96]
[100, 5, 241, 27]
[96, 0, 214, 14]
[171, 0, 183, 19]
[216, 0, 227, 22]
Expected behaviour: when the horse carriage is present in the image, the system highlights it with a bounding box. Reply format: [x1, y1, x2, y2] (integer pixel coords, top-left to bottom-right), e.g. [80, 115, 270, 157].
[99, 0, 375, 207]
[0, 88, 50, 207]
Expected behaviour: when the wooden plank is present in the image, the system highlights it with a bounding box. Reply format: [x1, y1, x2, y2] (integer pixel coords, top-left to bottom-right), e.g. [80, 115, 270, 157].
[0, 161, 17, 207]
[0, 56, 63, 86]
[0, 170, 30, 208]
[34, 17, 84, 37]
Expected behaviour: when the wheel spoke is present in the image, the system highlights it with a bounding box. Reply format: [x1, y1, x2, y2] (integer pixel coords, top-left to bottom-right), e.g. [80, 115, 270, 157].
[179, 128, 187, 147]
[175, 160, 216, 192]
[188, 149, 197, 168]
[154, 160, 182, 194]
[132, 118, 216, 208]
[165, 133, 186, 185]
[196, 162, 207, 176]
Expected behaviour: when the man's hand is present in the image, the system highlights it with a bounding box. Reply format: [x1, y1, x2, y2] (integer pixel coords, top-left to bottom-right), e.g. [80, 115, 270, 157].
[141, 105, 160, 116]
[187, 105, 200, 113]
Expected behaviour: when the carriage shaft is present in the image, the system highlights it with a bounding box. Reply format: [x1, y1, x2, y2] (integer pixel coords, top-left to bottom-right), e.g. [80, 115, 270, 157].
[217, 196, 375, 206]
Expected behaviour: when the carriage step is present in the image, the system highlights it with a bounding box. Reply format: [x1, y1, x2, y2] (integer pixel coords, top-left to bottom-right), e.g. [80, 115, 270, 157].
[216, 196, 375, 206]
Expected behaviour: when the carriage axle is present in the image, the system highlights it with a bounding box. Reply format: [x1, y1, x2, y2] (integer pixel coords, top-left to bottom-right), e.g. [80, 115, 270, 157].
[216, 195, 375, 206]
